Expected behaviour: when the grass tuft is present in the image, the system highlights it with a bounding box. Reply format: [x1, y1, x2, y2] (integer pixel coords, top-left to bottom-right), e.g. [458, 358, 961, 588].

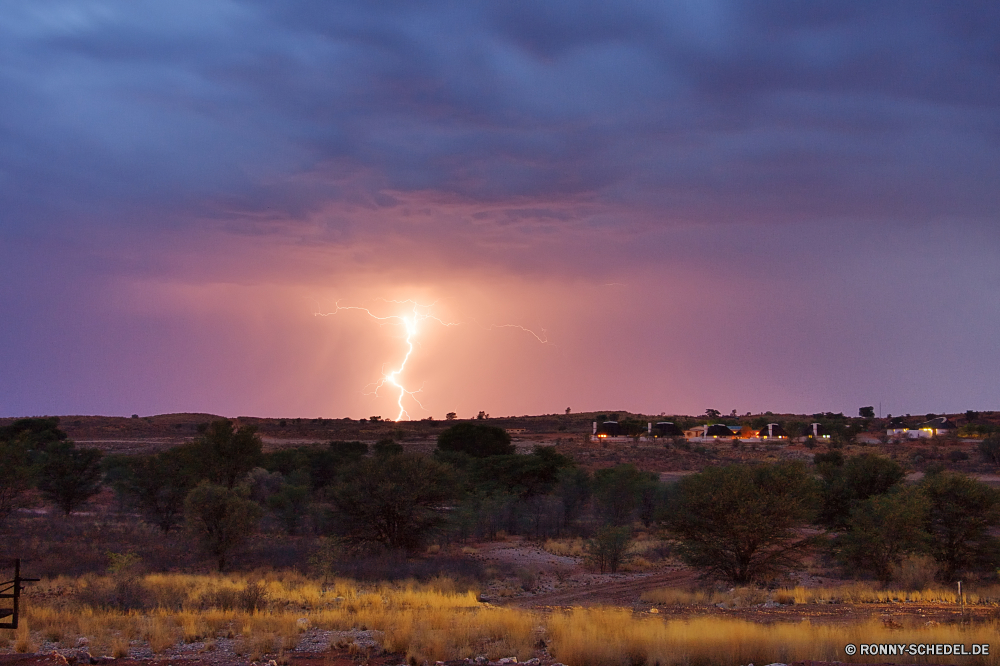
[642, 582, 1000, 607]
[14, 572, 1000, 665]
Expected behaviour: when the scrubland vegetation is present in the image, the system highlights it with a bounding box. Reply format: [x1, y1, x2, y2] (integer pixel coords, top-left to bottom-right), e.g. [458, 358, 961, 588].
[642, 582, 1000, 606]
[3, 413, 1000, 664]
[546, 611, 1000, 666]
[5, 572, 1000, 665]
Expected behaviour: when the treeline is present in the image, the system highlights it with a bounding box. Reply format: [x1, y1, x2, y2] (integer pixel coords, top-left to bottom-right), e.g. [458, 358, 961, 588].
[0, 417, 103, 519]
[3, 417, 1000, 585]
[669, 452, 1000, 585]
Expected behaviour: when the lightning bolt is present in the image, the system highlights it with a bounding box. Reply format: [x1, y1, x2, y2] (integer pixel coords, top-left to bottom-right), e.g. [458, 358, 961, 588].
[315, 299, 457, 421]
[315, 299, 548, 421]
[486, 323, 548, 344]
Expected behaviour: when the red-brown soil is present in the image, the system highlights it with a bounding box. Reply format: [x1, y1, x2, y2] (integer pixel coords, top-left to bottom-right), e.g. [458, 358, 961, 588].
[0, 653, 409, 666]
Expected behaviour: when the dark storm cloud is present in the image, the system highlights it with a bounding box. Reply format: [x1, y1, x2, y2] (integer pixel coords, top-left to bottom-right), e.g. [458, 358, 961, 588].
[3, 1, 1000, 419]
[1, 0, 998, 240]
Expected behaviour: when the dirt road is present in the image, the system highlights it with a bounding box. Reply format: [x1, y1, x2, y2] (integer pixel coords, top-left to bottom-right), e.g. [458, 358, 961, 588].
[500, 568, 698, 609]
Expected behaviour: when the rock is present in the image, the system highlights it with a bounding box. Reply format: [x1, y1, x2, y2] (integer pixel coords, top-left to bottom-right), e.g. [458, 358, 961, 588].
[76, 638, 90, 648]
[649, 607, 659, 613]
[523, 659, 541, 666]
[66, 650, 92, 665]
[474, 656, 489, 665]
[497, 658, 517, 664]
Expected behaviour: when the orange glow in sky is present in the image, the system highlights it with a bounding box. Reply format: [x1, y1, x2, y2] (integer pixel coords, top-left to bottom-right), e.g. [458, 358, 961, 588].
[315, 300, 460, 421]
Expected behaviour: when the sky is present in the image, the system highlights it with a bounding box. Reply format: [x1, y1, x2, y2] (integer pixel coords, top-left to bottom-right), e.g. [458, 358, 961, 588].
[1, 1, 998, 420]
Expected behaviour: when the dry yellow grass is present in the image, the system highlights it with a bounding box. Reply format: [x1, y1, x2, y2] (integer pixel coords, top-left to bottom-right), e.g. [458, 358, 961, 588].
[13, 620, 35, 653]
[642, 587, 736, 606]
[110, 636, 130, 658]
[643, 582, 1000, 607]
[542, 538, 587, 557]
[544, 535, 669, 570]
[776, 583, 1000, 605]
[547, 609, 1000, 666]
[142, 615, 177, 653]
[3, 573, 532, 664]
[5, 573, 1000, 664]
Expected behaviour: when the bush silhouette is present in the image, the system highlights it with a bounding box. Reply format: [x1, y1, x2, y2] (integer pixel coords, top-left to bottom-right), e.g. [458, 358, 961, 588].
[585, 525, 634, 573]
[919, 471, 1000, 580]
[184, 482, 263, 571]
[437, 423, 514, 458]
[331, 453, 458, 552]
[666, 462, 819, 584]
[37, 442, 104, 515]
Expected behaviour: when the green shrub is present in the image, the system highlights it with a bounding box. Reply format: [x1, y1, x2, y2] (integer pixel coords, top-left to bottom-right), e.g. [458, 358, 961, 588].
[585, 526, 635, 574]
[437, 424, 514, 457]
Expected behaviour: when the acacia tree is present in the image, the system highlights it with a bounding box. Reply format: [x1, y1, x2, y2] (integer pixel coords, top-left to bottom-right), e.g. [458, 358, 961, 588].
[666, 462, 819, 584]
[818, 453, 905, 528]
[556, 467, 592, 529]
[184, 482, 262, 571]
[919, 471, 1000, 580]
[0, 417, 69, 525]
[373, 438, 404, 458]
[183, 420, 262, 489]
[978, 435, 1000, 466]
[837, 487, 929, 582]
[124, 448, 199, 533]
[197, 419, 263, 488]
[585, 525, 634, 573]
[267, 478, 310, 535]
[436, 423, 514, 458]
[592, 464, 658, 526]
[0, 417, 68, 449]
[331, 453, 457, 552]
[36, 441, 104, 515]
[0, 439, 33, 527]
[468, 446, 574, 499]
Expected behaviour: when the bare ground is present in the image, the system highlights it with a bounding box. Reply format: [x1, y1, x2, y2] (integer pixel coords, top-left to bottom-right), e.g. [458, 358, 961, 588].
[472, 538, 997, 628]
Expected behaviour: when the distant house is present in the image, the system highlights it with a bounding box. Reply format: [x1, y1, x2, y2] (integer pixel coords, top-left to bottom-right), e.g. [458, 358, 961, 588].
[705, 424, 736, 438]
[652, 422, 683, 437]
[909, 416, 958, 438]
[505, 428, 526, 434]
[887, 417, 909, 437]
[802, 423, 831, 439]
[725, 425, 759, 438]
[594, 421, 621, 438]
[684, 424, 739, 439]
[759, 423, 788, 439]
